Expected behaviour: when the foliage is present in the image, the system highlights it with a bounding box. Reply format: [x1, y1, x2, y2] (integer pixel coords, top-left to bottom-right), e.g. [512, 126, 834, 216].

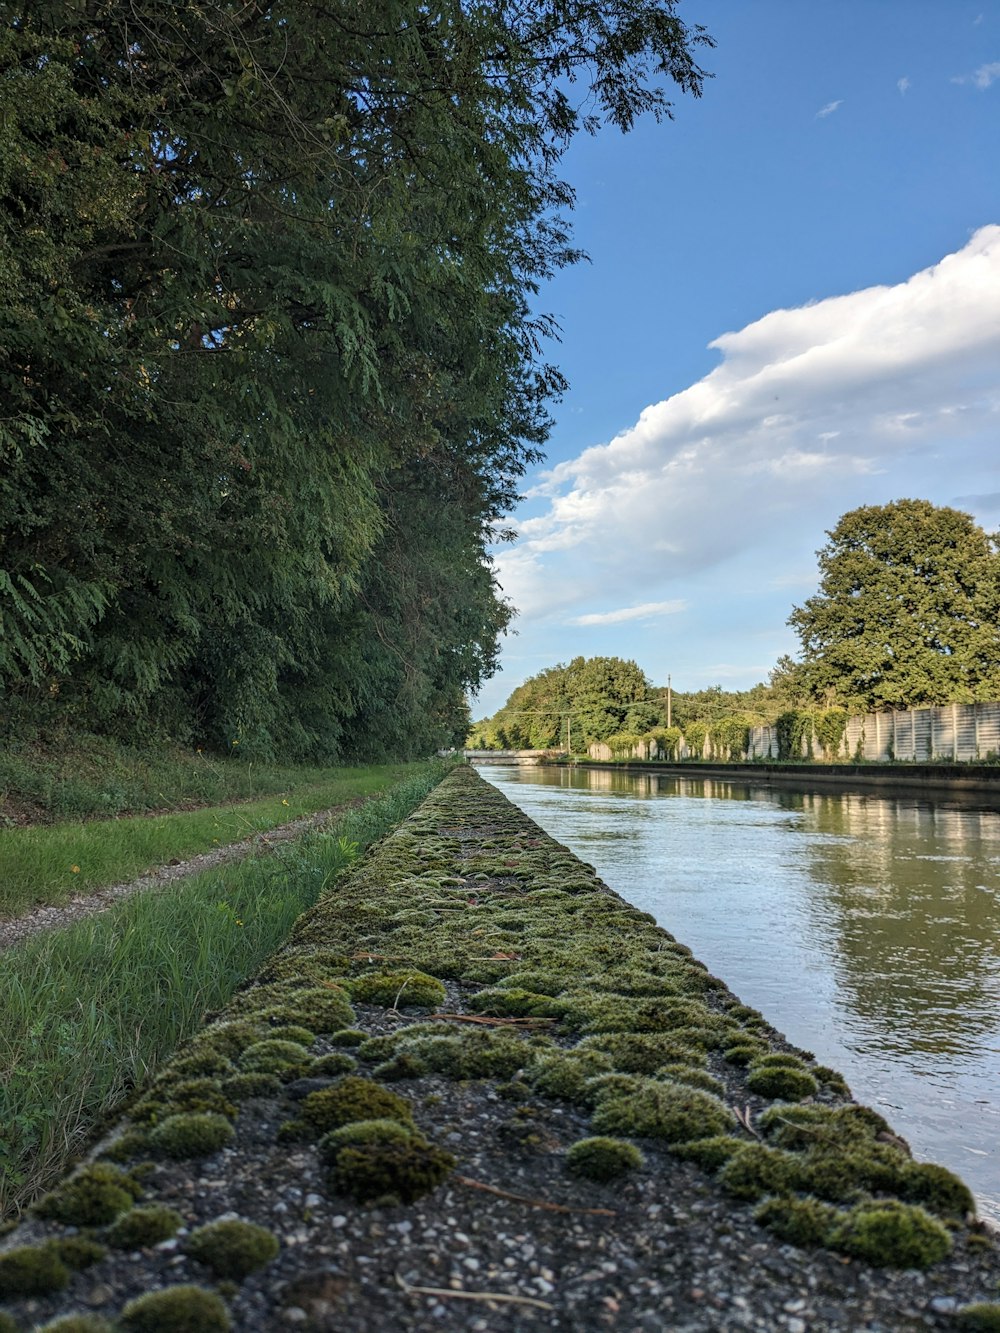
[814, 708, 848, 759]
[789, 500, 1000, 712]
[775, 710, 812, 762]
[1, 2, 712, 759]
[709, 715, 752, 761]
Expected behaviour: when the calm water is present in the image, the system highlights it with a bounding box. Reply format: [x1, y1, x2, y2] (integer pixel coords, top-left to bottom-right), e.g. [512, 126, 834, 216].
[478, 764, 1000, 1222]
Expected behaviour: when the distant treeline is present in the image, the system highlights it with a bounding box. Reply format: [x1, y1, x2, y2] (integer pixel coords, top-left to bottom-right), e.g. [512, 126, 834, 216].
[0, 2, 711, 760]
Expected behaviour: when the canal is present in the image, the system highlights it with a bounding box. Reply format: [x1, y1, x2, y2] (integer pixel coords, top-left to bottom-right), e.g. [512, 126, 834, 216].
[478, 763, 1000, 1223]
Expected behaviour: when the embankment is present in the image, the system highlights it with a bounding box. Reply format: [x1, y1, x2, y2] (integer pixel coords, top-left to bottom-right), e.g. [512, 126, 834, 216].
[3, 765, 999, 1332]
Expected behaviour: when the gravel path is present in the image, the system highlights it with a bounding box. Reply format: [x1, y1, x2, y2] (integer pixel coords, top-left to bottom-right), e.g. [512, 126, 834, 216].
[2, 767, 998, 1332]
[0, 802, 363, 955]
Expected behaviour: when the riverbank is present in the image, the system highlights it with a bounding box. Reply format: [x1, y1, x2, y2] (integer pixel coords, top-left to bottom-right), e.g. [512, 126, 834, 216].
[573, 758, 1000, 799]
[2, 765, 999, 1331]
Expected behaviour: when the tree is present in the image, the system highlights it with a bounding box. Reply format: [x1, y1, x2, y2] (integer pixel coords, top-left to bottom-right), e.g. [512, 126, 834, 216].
[788, 500, 1000, 712]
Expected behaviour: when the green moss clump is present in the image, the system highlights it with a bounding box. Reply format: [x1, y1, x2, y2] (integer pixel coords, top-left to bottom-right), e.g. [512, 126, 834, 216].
[754, 1195, 841, 1248]
[592, 1079, 734, 1143]
[328, 1028, 367, 1047]
[957, 1304, 1000, 1331]
[131, 1078, 236, 1125]
[717, 1143, 798, 1201]
[721, 1042, 766, 1067]
[35, 1163, 142, 1226]
[119, 1284, 231, 1332]
[327, 1139, 456, 1204]
[373, 1052, 429, 1081]
[0, 1314, 16, 1333]
[107, 1204, 184, 1248]
[899, 1160, 975, 1217]
[396, 1028, 536, 1081]
[656, 1065, 724, 1096]
[311, 1052, 358, 1077]
[251, 985, 354, 1032]
[149, 1112, 235, 1159]
[812, 1064, 851, 1094]
[466, 988, 565, 1020]
[350, 970, 446, 1009]
[196, 1021, 263, 1058]
[746, 1064, 819, 1101]
[828, 1199, 951, 1268]
[185, 1219, 280, 1279]
[0, 1244, 69, 1297]
[495, 970, 566, 996]
[264, 1024, 316, 1046]
[300, 1077, 414, 1134]
[751, 1052, 809, 1071]
[565, 1136, 643, 1182]
[669, 1135, 742, 1172]
[238, 1039, 311, 1078]
[528, 1051, 613, 1103]
[318, 1118, 415, 1162]
[48, 1236, 106, 1269]
[579, 1033, 707, 1075]
[98, 1129, 151, 1163]
[221, 1072, 283, 1101]
[166, 1050, 235, 1080]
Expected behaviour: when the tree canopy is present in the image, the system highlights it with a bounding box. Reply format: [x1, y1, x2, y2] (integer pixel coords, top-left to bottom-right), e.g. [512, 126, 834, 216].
[1, 1, 712, 758]
[788, 500, 1000, 712]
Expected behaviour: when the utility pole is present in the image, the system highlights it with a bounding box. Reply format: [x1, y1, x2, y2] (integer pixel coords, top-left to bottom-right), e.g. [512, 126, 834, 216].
[667, 674, 672, 729]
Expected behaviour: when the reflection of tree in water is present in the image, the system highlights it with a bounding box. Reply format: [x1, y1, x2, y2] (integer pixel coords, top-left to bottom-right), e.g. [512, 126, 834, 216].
[791, 791, 1000, 1055]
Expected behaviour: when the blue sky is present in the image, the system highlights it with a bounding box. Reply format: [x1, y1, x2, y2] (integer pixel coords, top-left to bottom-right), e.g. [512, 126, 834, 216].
[473, 0, 1000, 718]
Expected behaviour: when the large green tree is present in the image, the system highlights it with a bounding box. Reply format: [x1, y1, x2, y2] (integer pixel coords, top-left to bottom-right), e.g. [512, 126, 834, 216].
[788, 500, 1000, 712]
[1, 1, 712, 756]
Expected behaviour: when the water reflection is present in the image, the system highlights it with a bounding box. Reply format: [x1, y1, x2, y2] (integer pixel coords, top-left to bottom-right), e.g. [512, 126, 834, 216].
[478, 763, 1000, 1221]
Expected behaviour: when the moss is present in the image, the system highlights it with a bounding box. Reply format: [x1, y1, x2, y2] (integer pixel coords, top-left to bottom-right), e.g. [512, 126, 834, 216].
[318, 1118, 416, 1162]
[802, 1143, 908, 1203]
[300, 1077, 414, 1134]
[0, 1316, 16, 1333]
[35, 1163, 142, 1226]
[398, 1029, 537, 1081]
[329, 1028, 367, 1047]
[238, 1038, 312, 1078]
[899, 1160, 975, 1217]
[196, 1021, 264, 1058]
[221, 1072, 283, 1101]
[812, 1064, 851, 1094]
[721, 1042, 766, 1067]
[167, 1050, 236, 1080]
[264, 1023, 316, 1046]
[131, 1078, 236, 1126]
[149, 1112, 235, 1159]
[276, 1119, 310, 1143]
[373, 1052, 429, 1081]
[466, 988, 566, 1019]
[656, 1065, 724, 1096]
[669, 1135, 742, 1172]
[99, 1128, 151, 1163]
[528, 1051, 614, 1103]
[119, 1284, 231, 1332]
[717, 1143, 799, 1201]
[0, 1244, 69, 1297]
[592, 1079, 734, 1143]
[828, 1199, 952, 1268]
[746, 1064, 819, 1101]
[753, 1195, 841, 1248]
[565, 1136, 643, 1182]
[311, 1052, 358, 1077]
[495, 970, 566, 996]
[327, 1139, 455, 1204]
[106, 1204, 184, 1248]
[957, 1305, 1000, 1331]
[751, 1052, 810, 1071]
[185, 1219, 280, 1279]
[48, 1236, 106, 1270]
[246, 984, 354, 1032]
[350, 970, 446, 1009]
[579, 1033, 707, 1075]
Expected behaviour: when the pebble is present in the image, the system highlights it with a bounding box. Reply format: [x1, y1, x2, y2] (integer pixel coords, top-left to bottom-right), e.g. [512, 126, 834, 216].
[930, 1296, 958, 1313]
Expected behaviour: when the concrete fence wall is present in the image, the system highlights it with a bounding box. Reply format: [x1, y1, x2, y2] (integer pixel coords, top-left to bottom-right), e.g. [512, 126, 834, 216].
[588, 701, 1000, 765]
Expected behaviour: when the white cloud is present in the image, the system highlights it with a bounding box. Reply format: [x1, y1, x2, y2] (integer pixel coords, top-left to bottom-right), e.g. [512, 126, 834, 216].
[897, 76, 911, 95]
[953, 61, 1000, 88]
[496, 227, 1000, 627]
[568, 600, 687, 627]
[816, 99, 843, 117]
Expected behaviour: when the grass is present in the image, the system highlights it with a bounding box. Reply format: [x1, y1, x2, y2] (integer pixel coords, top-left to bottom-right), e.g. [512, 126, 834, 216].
[0, 762, 450, 1220]
[0, 763, 419, 917]
[0, 727, 389, 825]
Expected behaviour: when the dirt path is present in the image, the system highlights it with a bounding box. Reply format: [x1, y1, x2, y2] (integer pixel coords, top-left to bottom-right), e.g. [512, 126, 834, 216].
[0, 801, 363, 954]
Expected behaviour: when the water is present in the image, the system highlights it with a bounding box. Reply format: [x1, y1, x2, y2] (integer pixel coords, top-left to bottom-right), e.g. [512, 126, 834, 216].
[478, 763, 1000, 1221]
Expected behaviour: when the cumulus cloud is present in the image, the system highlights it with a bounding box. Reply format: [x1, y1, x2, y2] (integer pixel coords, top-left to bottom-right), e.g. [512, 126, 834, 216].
[497, 227, 1000, 625]
[897, 76, 910, 94]
[954, 61, 1000, 88]
[816, 99, 843, 117]
[568, 600, 687, 627]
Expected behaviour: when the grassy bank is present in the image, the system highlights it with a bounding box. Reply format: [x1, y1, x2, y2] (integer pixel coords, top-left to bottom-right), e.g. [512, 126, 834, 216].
[0, 763, 420, 918]
[0, 762, 450, 1219]
[0, 727, 387, 826]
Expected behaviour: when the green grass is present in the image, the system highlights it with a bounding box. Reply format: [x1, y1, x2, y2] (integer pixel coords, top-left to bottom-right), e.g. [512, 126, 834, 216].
[0, 763, 418, 917]
[0, 727, 387, 824]
[0, 762, 449, 1220]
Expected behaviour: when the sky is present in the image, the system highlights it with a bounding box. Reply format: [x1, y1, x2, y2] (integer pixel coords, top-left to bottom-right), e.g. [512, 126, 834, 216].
[473, 0, 1000, 718]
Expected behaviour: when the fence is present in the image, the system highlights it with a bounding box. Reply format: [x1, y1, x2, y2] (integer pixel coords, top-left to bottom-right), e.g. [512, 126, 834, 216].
[588, 701, 1000, 765]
